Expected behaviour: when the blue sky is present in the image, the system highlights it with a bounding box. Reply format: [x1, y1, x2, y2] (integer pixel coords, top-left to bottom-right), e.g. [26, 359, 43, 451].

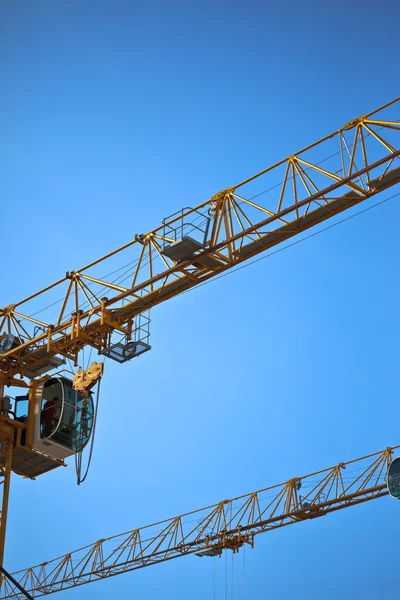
[1, 1, 399, 598]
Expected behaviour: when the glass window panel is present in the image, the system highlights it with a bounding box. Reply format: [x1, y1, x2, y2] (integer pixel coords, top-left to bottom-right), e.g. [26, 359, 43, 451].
[41, 380, 62, 439]
[41, 378, 95, 452]
[388, 458, 400, 499]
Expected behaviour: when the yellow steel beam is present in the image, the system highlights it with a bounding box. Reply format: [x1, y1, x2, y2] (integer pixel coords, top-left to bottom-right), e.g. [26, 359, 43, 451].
[0, 97, 399, 380]
[0, 379, 12, 573]
[1, 445, 397, 598]
[0, 441, 13, 574]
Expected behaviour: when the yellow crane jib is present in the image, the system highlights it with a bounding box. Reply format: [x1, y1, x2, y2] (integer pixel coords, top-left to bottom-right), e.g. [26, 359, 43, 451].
[0, 96, 398, 383]
[1, 445, 397, 598]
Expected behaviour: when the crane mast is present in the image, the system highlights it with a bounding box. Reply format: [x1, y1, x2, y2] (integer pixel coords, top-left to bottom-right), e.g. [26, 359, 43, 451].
[1, 445, 397, 599]
[0, 96, 399, 590]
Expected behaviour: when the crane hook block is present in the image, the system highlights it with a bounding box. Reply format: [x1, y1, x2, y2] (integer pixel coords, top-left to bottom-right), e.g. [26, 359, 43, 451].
[73, 362, 104, 393]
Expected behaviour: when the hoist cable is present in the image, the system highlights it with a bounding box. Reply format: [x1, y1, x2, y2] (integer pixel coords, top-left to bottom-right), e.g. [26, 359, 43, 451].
[75, 372, 103, 485]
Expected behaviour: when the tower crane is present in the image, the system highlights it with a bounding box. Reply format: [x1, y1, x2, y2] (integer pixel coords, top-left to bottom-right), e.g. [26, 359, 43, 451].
[1, 445, 399, 598]
[0, 96, 399, 588]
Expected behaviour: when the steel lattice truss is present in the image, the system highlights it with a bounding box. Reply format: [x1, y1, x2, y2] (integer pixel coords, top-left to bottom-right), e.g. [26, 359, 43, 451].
[1, 446, 397, 598]
[0, 98, 399, 380]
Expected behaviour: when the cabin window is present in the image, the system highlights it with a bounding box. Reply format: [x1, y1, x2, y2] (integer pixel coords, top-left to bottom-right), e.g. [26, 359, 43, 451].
[41, 380, 63, 439]
[40, 378, 94, 452]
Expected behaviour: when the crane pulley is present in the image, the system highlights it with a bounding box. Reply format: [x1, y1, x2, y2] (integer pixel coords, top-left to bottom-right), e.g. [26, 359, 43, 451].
[72, 362, 103, 395]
